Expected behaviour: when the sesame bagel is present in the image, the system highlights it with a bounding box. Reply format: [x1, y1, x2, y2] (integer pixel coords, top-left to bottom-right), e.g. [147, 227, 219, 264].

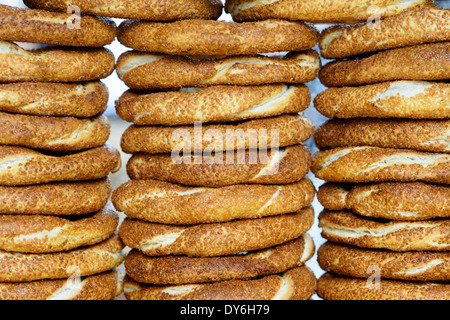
[124, 266, 316, 300]
[0, 81, 108, 118]
[320, 6, 450, 59]
[127, 145, 311, 187]
[314, 81, 450, 120]
[311, 146, 450, 184]
[116, 50, 321, 90]
[319, 42, 450, 87]
[116, 85, 310, 126]
[117, 19, 319, 56]
[0, 145, 121, 186]
[0, 270, 123, 300]
[112, 178, 315, 225]
[121, 114, 314, 154]
[314, 118, 450, 153]
[119, 207, 314, 257]
[0, 4, 116, 47]
[318, 272, 450, 300]
[0, 208, 119, 254]
[125, 235, 315, 285]
[318, 242, 450, 281]
[319, 211, 450, 251]
[0, 113, 110, 152]
[0, 179, 111, 216]
[318, 182, 450, 221]
[225, 0, 431, 23]
[0, 234, 124, 283]
[0, 41, 115, 83]
[24, 0, 223, 21]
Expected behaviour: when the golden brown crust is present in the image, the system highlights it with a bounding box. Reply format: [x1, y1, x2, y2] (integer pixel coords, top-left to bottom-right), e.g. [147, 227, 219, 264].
[0, 81, 109, 118]
[0, 4, 116, 47]
[318, 242, 450, 281]
[0, 145, 121, 186]
[124, 266, 317, 300]
[118, 19, 319, 55]
[121, 114, 314, 154]
[320, 6, 450, 59]
[0, 208, 119, 253]
[0, 41, 115, 83]
[225, 0, 432, 23]
[125, 235, 315, 285]
[314, 118, 450, 153]
[0, 113, 111, 151]
[119, 207, 314, 257]
[319, 211, 450, 251]
[319, 42, 450, 87]
[112, 178, 316, 225]
[0, 234, 124, 282]
[318, 272, 450, 300]
[318, 182, 450, 221]
[0, 179, 111, 216]
[0, 270, 123, 300]
[116, 51, 321, 90]
[24, 0, 223, 21]
[127, 145, 312, 187]
[311, 146, 450, 184]
[314, 81, 450, 119]
[116, 85, 310, 126]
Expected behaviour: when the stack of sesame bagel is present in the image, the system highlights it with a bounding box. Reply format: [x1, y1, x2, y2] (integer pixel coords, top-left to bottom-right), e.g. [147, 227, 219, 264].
[0, 3, 123, 300]
[311, 2, 450, 300]
[111, 0, 320, 300]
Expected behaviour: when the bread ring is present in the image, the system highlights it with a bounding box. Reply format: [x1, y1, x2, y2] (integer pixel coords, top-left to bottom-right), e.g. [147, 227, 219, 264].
[117, 19, 319, 56]
[318, 272, 450, 300]
[0, 208, 119, 253]
[0, 270, 122, 300]
[314, 118, 450, 153]
[0, 179, 111, 216]
[225, 0, 431, 23]
[320, 6, 450, 59]
[318, 242, 450, 281]
[319, 211, 450, 251]
[0, 4, 116, 47]
[124, 266, 316, 300]
[0, 145, 121, 186]
[0, 41, 115, 83]
[311, 146, 450, 184]
[127, 145, 312, 187]
[314, 81, 450, 120]
[0, 113, 110, 152]
[125, 235, 315, 285]
[116, 85, 310, 126]
[119, 207, 314, 257]
[121, 114, 314, 154]
[112, 178, 315, 225]
[0, 234, 124, 282]
[116, 50, 321, 90]
[318, 182, 450, 221]
[319, 42, 450, 87]
[23, 0, 223, 21]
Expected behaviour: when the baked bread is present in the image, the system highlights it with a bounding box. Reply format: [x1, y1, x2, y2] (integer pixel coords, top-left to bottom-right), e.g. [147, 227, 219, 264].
[117, 19, 319, 55]
[116, 85, 310, 126]
[119, 207, 314, 257]
[311, 146, 450, 184]
[124, 266, 316, 300]
[127, 144, 312, 187]
[121, 114, 314, 154]
[319, 42, 450, 87]
[318, 182, 450, 221]
[116, 50, 321, 90]
[112, 178, 316, 225]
